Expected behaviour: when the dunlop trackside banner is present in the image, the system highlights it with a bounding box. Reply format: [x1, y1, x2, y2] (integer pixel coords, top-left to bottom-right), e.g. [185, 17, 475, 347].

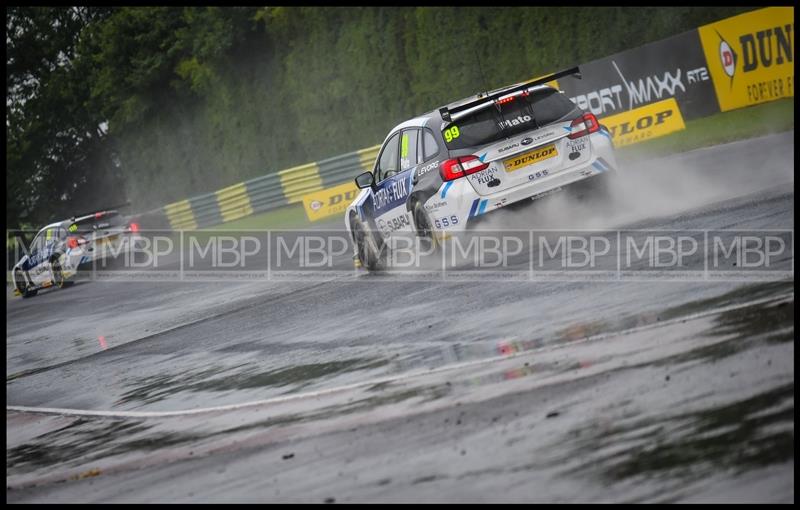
[556, 28, 719, 121]
[302, 181, 360, 222]
[600, 98, 686, 147]
[698, 7, 794, 112]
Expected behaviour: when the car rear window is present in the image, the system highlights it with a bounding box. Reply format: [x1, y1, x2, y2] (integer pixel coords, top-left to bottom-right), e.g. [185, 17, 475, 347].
[442, 88, 578, 150]
[68, 212, 125, 235]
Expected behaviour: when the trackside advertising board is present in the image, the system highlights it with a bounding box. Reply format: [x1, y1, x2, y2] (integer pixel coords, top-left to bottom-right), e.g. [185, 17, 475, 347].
[601, 98, 686, 147]
[557, 28, 719, 121]
[302, 181, 360, 222]
[698, 7, 794, 111]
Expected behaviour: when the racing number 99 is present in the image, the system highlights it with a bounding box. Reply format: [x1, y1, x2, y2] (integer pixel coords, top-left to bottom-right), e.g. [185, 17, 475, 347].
[444, 126, 460, 143]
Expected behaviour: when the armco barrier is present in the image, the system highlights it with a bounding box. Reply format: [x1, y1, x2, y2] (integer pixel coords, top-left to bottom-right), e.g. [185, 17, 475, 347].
[160, 145, 380, 229]
[279, 162, 323, 204]
[216, 182, 253, 223]
[155, 7, 791, 230]
[163, 199, 197, 230]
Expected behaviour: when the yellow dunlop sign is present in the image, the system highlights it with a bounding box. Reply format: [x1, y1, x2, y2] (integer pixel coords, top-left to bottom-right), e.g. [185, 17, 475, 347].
[302, 181, 361, 222]
[601, 97, 686, 147]
[504, 144, 558, 172]
[699, 7, 794, 112]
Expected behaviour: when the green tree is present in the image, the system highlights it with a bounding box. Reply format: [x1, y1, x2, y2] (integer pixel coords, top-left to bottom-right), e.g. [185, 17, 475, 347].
[6, 6, 119, 230]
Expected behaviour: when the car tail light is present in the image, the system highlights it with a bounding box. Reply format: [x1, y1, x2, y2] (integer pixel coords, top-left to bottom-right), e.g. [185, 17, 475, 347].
[495, 89, 529, 106]
[129, 222, 140, 233]
[569, 113, 600, 139]
[95, 211, 106, 219]
[67, 235, 87, 249]
[440, 155, 490, 182]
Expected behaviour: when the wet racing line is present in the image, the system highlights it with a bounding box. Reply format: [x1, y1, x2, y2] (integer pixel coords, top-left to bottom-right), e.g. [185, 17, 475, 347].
[5, 292, 789, 420]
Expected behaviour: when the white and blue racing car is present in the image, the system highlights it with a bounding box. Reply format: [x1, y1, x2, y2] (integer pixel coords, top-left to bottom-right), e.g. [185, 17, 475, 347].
[344, 67, 619, 270]
[11, 210, 142, 298]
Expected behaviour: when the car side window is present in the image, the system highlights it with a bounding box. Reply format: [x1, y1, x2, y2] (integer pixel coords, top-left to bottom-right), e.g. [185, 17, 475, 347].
[30, 231, 45, 253]
[399, 129, 420, 171]
[422, 129, 440, 161]
[376, 133, 401, 182]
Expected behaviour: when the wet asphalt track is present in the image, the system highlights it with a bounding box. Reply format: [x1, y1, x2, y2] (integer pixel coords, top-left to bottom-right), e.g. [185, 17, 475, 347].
[6, 131, 794, 502]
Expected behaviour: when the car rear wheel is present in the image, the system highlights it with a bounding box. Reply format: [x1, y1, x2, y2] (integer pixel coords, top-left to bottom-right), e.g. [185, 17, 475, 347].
[412, 201, 439, 254]
[50, 257, 73, 289]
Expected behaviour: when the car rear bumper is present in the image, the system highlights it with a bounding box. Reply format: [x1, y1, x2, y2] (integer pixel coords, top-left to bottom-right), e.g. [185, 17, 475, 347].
[425, 129, 617, 235]
[463, 153, 616, 226]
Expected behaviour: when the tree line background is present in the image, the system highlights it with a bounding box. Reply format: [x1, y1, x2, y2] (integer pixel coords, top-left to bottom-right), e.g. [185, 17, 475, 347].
[6, 6, 753, 229]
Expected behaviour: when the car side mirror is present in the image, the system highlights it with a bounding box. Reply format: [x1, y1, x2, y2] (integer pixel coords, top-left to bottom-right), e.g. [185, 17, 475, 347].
[355, 171, 375, 190]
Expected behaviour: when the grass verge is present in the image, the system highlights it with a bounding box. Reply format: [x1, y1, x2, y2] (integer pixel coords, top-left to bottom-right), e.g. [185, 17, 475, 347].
[618, 98, 794, 160]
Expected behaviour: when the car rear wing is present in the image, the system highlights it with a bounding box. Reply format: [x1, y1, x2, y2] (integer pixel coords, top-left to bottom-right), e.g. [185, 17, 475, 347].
[69, 201, 131, 222]
[439, 66, 582, 124]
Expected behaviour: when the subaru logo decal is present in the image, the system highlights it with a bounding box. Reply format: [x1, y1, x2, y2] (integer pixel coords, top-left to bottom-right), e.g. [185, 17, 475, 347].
[521, 137, 533, 145]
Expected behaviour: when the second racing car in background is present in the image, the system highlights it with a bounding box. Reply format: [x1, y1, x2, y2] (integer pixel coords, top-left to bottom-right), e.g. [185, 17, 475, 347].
[11, 210, 142, 298]
[345, 66, 619, 270]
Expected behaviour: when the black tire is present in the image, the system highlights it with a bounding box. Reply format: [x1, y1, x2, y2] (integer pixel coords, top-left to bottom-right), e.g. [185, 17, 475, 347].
[352, 216, 382, 271]
[50, 257, 73, 289]
[14, 270, 37, 298]
[412, 201, 439, 254]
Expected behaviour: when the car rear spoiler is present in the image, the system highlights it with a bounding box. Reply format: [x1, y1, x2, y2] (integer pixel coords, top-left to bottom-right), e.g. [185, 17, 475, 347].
[70, 201, 131, 221]
[439, 66, 582, 123]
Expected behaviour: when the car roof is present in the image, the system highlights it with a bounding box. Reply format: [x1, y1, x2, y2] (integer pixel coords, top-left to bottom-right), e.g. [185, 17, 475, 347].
[381, 113, 444, 145]
[38, 221, 66, 232]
